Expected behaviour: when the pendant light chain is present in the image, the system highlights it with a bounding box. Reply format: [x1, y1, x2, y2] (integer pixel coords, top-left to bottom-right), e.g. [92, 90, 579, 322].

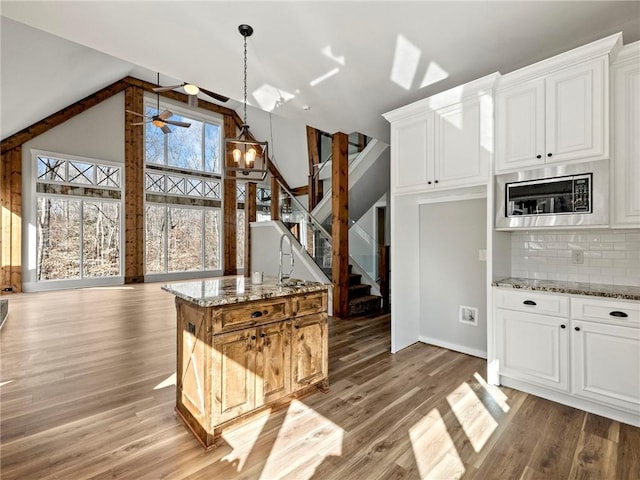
[243, 33, 248, 126]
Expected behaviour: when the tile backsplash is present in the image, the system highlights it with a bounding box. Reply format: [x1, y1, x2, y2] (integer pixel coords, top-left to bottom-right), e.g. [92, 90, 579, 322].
[511, 229, 640, 286]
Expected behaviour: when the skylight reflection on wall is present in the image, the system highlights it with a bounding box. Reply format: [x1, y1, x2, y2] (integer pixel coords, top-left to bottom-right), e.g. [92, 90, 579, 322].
[420, 61, 449, 88]
[310, 68, 340, 87]
[391, 34, 420, 90]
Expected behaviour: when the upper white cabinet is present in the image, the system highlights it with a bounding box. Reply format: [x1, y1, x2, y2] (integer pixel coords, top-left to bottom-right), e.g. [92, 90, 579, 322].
[496, 33, 622, 173]
[384, 72, 498, 195]
[612, 42, 640, 228]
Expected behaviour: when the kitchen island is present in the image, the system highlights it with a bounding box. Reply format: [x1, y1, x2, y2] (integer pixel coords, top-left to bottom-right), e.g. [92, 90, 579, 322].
[162, 276, 331, 449]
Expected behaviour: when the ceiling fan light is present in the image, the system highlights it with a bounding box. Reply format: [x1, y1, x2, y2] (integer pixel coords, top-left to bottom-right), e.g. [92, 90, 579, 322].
[152, 119, 165, 128]
[183, 83, 200, 95]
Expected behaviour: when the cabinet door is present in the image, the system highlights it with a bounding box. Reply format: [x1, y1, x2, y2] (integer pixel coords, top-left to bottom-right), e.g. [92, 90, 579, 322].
[612, 55, 640, 227]
[391, 112, 433, 193]
[572, 320, 640, 412]
[496, 308, 569, 391]
[291, 313, 328, 390]
[545, 59, 606, 163]
[255, 321, 291, 406]
[434, 98, 489, 187]
[495, 80, 545, 171]
[212, 329, 256, 424]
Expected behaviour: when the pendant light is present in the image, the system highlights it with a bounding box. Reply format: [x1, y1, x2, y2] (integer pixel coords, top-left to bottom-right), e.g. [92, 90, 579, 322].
[224, 24, 269, 182]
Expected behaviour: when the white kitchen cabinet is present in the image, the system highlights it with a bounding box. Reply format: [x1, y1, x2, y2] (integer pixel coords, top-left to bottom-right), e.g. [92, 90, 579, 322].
[496, 59, 607, 172]
[433, 97, 490, 189]
[612, 42, 640, 227]
[571, 296, 640, 413]
[495, 33, 621, 173]
[571, 319, 640, 412]
[384, 72, 498, 195]
[495, 289, 570, 391]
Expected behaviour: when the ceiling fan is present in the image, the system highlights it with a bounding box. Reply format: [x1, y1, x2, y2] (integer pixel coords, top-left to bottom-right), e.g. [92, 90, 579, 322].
[152, 82, 229, 107]
[126, 73, 192, 134]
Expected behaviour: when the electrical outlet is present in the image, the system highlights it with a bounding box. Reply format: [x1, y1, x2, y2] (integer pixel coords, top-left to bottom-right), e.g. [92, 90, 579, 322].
[478, 249, 487, 261]
[572, 250, 584, 264]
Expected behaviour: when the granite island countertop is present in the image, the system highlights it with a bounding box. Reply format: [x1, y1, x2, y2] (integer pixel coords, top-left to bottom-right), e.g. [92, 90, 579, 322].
[493, 277, 640, 301]
[162, 276, 331, 307]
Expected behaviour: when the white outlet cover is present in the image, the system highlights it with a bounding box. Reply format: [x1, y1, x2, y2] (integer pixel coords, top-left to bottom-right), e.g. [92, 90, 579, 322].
[478, 249, 487, 261]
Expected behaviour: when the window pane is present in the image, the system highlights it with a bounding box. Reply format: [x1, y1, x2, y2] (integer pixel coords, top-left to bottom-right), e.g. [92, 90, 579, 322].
[166, 175, 185, 195]
[205, 123, 221, 173]
[145, 204, 166, 273]
[37, 157, 65, 182]
[68, 161, 94, 185]
[204, 180, 221, 199]
[145, 172, 165, 193]
[97, 165, 121, 188]
[204, 209, 221, 270]
[167, 116, 203, 171]
[168, 207, 202, 272]
[145, 106, 165, 165]
[83, 202, 120, 277]
[236, 210, 245, 269]
[36, 197, 80, 280]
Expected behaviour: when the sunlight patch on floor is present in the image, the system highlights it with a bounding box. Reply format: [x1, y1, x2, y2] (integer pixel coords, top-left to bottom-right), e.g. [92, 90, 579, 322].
[259, 399, 344, 479]
[446, 382, 498, 453]
[153, 372, 176, 390]
[0, 379, 14, 387]
[473, 372, 510, 412]
[221, 411, 271, 472]
[407, 408, 465, 479]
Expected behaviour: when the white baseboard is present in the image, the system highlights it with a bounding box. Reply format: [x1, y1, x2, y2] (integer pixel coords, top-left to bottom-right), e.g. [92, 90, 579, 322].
[418, 335, 487, 359]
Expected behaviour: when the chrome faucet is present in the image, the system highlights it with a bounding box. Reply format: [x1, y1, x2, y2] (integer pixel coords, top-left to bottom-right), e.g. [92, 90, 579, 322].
[278, 233, 294, 285]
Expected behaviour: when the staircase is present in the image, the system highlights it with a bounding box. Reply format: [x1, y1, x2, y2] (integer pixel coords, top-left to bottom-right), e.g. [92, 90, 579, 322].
[323, 264, 382, 316]
[347, 265, 382, 316]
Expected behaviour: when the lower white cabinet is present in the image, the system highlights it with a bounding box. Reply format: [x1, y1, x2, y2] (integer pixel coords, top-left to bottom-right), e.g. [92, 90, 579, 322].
[572, 319, 640, 411]
[494, 287, 640, 425]
[495, 292, 569, 391]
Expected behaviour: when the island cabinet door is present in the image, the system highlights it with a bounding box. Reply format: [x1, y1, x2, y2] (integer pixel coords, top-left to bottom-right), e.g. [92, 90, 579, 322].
[291, 313, 328, 390]
[212, 330, 256, 425]
[176, 299, 211, 427]
[255, 321, 291, 406]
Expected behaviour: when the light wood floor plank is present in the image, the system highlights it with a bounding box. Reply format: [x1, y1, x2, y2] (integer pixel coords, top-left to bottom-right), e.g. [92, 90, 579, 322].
[1, 282, 638, 479]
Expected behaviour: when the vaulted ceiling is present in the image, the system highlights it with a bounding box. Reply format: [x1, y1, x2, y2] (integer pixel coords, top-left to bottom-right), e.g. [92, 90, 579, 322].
[2, 1, 640, 143]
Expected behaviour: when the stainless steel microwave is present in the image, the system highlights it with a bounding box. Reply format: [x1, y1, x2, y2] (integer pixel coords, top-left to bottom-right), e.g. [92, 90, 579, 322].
[495, 160, 609, 229]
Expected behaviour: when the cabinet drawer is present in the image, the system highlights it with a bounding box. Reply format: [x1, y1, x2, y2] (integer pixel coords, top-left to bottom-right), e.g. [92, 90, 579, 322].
[494, 288, 569, 317]
[291, 291, 328, 317]
[213, 298, 291, 333]
[571, 296, 640, 328]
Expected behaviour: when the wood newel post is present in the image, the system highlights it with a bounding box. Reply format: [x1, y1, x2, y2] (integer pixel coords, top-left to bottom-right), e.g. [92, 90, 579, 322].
[270, 175, 280, 221]
[244, 182, 257, 276]
[331, 132, 349, 318]
[223, 115, 237, 275]
[124, 86, 145, 283]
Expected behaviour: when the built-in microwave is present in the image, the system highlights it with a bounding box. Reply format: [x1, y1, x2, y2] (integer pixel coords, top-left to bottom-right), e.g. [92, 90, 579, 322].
[495, 160, 609, 229]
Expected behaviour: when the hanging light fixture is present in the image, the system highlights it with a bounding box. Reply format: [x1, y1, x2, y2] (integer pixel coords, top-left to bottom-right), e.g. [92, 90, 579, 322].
[224, 24, 269, 182]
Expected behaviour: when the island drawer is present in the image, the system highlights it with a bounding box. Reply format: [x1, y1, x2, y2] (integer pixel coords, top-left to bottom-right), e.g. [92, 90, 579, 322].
[571, 296, 640, 328]
[494, 288, 569, 317]
[291, 291, 328, 317]
[213, 298, 291, 333]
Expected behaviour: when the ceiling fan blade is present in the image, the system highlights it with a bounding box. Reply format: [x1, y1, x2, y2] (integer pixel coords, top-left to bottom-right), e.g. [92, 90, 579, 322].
[152, 84, 184, 93]
[126, 110, 146, 118]
[161, 125, 172, 134]
[165, 119, 191, 128]
[187, 94, 198, 108]
[199, 87, 229, 103]
[158, 109, 173, 120]
[130, 122, 149, 126]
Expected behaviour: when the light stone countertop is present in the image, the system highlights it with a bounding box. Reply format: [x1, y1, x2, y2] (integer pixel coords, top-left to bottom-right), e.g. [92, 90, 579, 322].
[162, 275, 331, 307]
[492, 277, 640, 301]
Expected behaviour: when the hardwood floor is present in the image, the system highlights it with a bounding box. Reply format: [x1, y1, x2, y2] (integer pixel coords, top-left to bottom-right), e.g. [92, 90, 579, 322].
[1, 282, 638, 479]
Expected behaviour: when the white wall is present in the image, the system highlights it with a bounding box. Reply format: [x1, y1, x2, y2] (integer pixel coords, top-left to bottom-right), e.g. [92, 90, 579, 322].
[21, 93, 126, 290]
[418, 198, 488, 358]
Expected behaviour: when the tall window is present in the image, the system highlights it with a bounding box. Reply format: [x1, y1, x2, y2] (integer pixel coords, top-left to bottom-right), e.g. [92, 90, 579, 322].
[143, 101, 223, 277]
[34, 152, 122, 283]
